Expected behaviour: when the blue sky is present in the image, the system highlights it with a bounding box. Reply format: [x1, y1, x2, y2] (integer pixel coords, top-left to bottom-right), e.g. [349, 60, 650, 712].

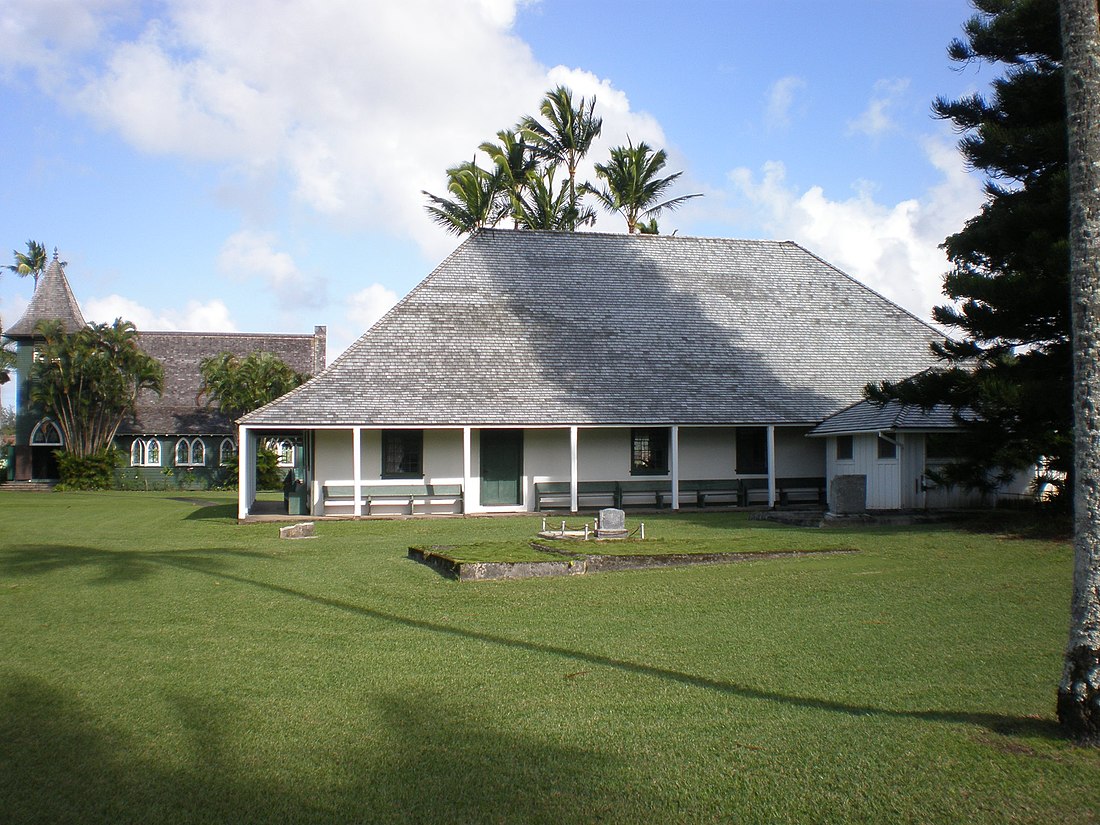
[1, 0, 990, 409]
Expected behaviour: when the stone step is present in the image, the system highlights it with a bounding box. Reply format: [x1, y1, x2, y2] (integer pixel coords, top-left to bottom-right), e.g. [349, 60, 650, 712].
[0, 480, 59, 492]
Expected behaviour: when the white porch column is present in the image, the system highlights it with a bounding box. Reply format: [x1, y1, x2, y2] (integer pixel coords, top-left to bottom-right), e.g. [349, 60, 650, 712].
[352, 426, 363, 517]
[670, 425, 680, 510]
[238, 425, 253, 520]
[766, 425, 776, 507]
[462, 427, 472, 513]
[570, 426, 579, 513]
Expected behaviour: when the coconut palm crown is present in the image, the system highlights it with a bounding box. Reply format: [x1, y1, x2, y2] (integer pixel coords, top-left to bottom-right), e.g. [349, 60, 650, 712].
[5, 240, 49, 290]
[585, 140, 702, 233]
[519, 86, 603, 230]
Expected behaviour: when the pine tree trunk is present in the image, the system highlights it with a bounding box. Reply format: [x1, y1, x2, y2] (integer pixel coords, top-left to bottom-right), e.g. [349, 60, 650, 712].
[1058, 0, 1100, 744]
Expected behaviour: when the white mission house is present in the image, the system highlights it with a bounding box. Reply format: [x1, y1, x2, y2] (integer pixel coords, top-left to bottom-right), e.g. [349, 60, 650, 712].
[236, 229, 1025, 519]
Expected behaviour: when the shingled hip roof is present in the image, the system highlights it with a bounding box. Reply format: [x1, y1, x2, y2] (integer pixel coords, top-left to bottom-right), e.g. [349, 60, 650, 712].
[4, 256, 86, 338]
[241, 229, 945, 429]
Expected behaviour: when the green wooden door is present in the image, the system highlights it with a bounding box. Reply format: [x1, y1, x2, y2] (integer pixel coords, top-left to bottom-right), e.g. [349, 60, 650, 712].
[480, 430, 523, 506]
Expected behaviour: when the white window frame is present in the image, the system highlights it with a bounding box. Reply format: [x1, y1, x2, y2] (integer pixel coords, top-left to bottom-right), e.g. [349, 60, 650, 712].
[219, 438, 237, 466]
[175, 438, 207, 467]
[262, 438, 296, 468]
[131, 438, 161, 467]
[877, 434, 898, 461]
[30, 419, 63, 446]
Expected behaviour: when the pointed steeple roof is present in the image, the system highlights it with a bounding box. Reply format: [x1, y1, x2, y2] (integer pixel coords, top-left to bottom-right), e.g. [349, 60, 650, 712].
[4, 250, 86, 339]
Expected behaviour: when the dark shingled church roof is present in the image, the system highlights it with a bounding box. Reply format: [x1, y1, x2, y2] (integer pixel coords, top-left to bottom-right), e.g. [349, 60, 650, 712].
[118, 329, 327, 436]
[1, 250, 326, 437]
[242, 229, 945, 428]
[4, 254, 86, 338]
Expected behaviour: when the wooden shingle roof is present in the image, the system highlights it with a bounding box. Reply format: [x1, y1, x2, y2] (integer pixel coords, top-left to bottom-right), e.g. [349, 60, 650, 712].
[808, 400, 966, 436]
[119, 329, 327, 436]
[242, 229, 944, 428]
[4, 255, 85, 338]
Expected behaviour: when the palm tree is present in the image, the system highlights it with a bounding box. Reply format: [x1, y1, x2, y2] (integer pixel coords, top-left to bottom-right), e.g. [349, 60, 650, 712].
[520, 86, 602, 230]
[1057, 0, 1100, 744]
[422, 159, 506, 236]
[585, 140, 702, 233]
[5, 240, 48, 290]
[198, 350, 308, 422]
[30, 319, 164, 458]
[511, 168, 596, 231]
[479, 130, 539, 229]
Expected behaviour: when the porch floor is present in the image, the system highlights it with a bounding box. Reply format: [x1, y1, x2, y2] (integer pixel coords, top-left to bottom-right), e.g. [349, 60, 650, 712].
[237, 502, 775, 524]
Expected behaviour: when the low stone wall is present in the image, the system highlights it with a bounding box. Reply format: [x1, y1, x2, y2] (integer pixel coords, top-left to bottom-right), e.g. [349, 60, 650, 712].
[409, 546, 856, 581]
[407, 547, 585, 580]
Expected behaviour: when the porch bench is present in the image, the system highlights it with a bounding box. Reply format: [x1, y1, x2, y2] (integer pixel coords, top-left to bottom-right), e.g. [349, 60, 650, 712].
[739, 477, 772, 506]
[322, 483, 464, 514]
[369, 484, 428, 514]
[424, 484, 465, 514]
[534, 481, 570, 510]
[679, 479, 741, 508]
[534, 481, 618, 511]
[322, 484, 358, 510]
[617, 479, 672, 509]
[777, 476, 827, 506]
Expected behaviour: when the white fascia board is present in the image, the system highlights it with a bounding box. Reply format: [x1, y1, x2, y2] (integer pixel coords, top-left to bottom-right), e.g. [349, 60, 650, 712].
[242, 421, 822, 431]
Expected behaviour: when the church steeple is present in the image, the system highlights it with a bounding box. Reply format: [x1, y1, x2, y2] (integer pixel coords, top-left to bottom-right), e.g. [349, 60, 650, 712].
[4, 254, 86, 339]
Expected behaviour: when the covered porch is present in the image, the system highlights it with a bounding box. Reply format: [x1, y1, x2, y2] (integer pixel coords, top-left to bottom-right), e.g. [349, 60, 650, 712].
[237, 423, 826, 520]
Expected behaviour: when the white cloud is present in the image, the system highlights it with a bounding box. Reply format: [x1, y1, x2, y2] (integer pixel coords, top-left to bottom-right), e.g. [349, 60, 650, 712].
[218, 230, 299, 288]
[83, 294, 238, 331]
[765, 76, 805, 129]
[848, 78, 910, 138]
[347, 283, 400, 331]
[727, 136, 984, 321]
[325, 282, 401, 362]
[474, 0, 537, 28]
[0, 294, 30, 333]
[7, 1, 666, 260]
[54, 1, 556, 259]
[0, 0, 133, 87]
[216, 229, 326, 313]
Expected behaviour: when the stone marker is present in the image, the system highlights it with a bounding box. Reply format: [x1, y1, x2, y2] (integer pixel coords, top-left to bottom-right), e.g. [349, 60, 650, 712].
[597, 508, 628, 539]
[599, 508, 625, 532]
[830, 475, 867, 515]
[280, 522, 316, 539]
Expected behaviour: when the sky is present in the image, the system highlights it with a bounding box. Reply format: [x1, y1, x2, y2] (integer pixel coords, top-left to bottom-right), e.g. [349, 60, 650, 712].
[1, 0, 994, 411]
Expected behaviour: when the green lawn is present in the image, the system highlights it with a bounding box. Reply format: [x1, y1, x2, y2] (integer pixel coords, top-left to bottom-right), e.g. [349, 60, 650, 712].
[1, 492, 1096, 823]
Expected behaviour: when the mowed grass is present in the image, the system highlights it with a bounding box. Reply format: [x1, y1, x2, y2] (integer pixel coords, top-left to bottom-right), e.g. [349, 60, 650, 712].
[1, 492, 1097, 824]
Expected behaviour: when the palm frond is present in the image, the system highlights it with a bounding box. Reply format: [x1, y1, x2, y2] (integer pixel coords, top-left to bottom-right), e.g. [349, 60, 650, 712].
[590, 139, 702, 232]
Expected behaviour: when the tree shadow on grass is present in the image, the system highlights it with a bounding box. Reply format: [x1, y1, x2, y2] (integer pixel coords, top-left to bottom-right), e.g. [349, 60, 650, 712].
[0, 674, 642, 824]
[0, 543, 1063, 743]
[182, 502, 238, 521]
[0, 544, 273, 584]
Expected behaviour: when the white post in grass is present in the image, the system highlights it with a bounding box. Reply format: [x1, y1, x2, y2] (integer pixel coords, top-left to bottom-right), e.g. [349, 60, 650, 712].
[238, 425, 252, 520]
[570, 425, 579, 513]
[352, 426, 362, 517]
[462, 427, 472, 513]
[670, 425, 680, 510]
[767, 425, 777, 508]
